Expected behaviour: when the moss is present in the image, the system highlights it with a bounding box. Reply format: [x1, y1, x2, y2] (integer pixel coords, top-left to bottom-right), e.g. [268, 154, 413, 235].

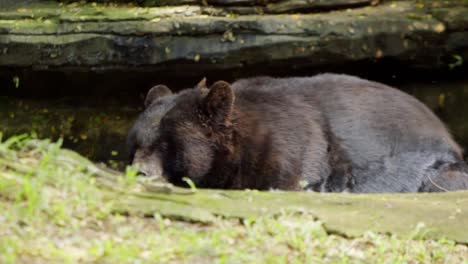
[1, 97, 138, 161]
[0, 136, 467, 263]
[0, 1, 198, 23]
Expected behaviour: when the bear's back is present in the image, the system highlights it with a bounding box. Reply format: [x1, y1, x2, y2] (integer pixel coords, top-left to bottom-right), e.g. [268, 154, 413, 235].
[231, 74, 462, 171]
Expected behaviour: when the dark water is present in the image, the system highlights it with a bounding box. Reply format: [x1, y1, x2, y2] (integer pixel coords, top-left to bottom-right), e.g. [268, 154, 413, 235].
[402, 80, 468, 156]
[1, 69, 468, 163]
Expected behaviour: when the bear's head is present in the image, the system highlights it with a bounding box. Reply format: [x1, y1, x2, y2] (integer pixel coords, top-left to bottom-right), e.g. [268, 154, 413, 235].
[127, 79, 236, 186]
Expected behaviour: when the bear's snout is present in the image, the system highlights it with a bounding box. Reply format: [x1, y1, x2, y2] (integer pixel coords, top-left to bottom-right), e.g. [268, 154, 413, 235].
[132, 149, 165, 181]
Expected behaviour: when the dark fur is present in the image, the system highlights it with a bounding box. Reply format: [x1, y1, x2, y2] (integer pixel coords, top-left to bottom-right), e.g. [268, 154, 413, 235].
[128, 74, 468, 192]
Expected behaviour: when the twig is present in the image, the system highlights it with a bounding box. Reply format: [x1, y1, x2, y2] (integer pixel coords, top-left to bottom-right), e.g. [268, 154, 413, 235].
[426, 174, 449, 192]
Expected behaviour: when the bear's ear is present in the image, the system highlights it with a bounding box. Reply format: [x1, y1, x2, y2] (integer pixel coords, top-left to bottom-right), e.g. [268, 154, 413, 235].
[195, 77, 207, 90]
[203, 81, 235, 124]
[144, 85, 172, 108]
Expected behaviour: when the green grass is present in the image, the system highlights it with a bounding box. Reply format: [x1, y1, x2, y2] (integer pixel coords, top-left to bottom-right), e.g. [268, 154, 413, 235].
[0, 135, 467, 263]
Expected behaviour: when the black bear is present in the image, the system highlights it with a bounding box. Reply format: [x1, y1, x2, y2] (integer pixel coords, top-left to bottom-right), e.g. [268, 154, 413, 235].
[127, 74, 468, 192]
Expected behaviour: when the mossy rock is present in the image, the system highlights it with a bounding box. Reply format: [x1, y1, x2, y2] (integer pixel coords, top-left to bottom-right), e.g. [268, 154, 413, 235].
[1, 136, 467, 243]
[0, 0, 466, 74]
